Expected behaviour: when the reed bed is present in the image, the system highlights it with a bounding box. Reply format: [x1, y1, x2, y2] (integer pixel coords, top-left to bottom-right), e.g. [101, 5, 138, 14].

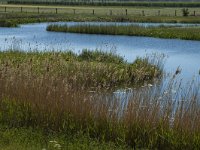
[0, 50, 162, 90]
[0, 50, 199, 149]
[47, 24, 200, 41]
[0, 20, 17, 27]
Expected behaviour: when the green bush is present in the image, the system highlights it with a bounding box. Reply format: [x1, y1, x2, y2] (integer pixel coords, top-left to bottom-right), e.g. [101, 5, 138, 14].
[182, 8, 190, 17]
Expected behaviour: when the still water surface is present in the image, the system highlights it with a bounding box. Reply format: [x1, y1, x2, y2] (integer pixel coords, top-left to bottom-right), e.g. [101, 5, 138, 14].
[0, 22, 200, 81]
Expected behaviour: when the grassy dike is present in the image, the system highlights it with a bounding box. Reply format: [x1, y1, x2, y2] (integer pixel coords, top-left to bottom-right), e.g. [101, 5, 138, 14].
[1, 3, 200, 27]
[47, 24, 200, 41]
[1, 12, 200, 27]
[0, 50, 200, 149]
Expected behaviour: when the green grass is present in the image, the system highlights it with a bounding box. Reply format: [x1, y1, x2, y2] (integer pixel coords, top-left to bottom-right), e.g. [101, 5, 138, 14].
[1, 4, 200, 16]
[47, 24, 200, 41]
[1, 4, 200, 27]
[0, 126, 128, 150]
[2, 12, 200, 28]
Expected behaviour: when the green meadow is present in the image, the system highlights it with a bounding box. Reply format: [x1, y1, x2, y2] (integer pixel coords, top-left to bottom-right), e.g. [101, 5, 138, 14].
[1, 4, 200, 27]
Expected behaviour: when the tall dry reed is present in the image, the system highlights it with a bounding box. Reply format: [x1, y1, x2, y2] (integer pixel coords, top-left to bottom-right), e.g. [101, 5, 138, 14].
[0, 50, 199, 149]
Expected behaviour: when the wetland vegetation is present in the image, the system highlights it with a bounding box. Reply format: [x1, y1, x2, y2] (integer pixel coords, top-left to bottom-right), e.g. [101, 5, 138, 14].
[0, 50, 200, 149]
[0, 50, 162, 89]
[0, 51, 200, 149]
[2, 14, 200, 28]
[0, 20, 18, 27]
[1, 1, 200, 149]
[47, 24, 200, 41]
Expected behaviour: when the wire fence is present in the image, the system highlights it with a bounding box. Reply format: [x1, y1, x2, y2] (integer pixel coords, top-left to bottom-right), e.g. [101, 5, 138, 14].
[0, 5, 200, 16]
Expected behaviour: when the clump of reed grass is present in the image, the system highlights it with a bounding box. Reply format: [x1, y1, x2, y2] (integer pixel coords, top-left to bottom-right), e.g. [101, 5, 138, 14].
[0, 50, 161, 90]
[78, 49, 124, 64]
[0, 20, 18, 27]
[47, 24, 200, 41]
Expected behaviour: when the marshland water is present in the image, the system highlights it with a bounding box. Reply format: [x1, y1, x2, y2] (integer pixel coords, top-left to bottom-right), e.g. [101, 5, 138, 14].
[1, 22, 200, 149]
[0, 22, 200, 81]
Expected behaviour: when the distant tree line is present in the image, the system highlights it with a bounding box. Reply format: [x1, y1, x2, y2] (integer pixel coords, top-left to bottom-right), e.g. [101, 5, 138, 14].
[2, 0, 200, 7]
[3, 0, 200, 2]
[3, 0, 200, 3]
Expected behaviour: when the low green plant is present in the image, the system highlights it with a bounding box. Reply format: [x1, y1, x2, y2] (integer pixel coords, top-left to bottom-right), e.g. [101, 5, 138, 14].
[0, 126, 127, 150]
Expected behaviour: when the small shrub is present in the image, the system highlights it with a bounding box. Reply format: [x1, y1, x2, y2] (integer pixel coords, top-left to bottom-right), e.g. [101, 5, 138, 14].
[182, 8, 189, 17]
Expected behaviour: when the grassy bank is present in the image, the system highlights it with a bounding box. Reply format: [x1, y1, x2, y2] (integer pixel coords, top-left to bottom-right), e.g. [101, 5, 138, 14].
[1, 11, 200, 27]
[0, 20, 17, 27]
[0, 49, 199, 149]
[2, 13, 200, 27]
[47, 24, 200, 41]
[2, 4, 200, 17]
[0, 126, 127, 150]
[1, 4, 200, 27]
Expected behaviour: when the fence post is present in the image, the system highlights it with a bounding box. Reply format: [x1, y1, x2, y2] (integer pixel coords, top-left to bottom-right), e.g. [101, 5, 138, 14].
[21, 7, 23, 13]
[194, 11, 196, 16]
[93, 9, 94, 15]
[110, 10, 112, 16]
[158, 10, 160, 16]
[5, 7, 6, 12]
[142, 10, 145, 16]
[175, 10, 177, 16]
[38, 7, 39, 14]
[125, 9, 127, 16]
[56, 8, 57, 14]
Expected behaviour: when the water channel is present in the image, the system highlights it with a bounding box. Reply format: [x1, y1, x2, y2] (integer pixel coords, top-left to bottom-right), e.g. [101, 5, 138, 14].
[0, 22, 200, 82]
